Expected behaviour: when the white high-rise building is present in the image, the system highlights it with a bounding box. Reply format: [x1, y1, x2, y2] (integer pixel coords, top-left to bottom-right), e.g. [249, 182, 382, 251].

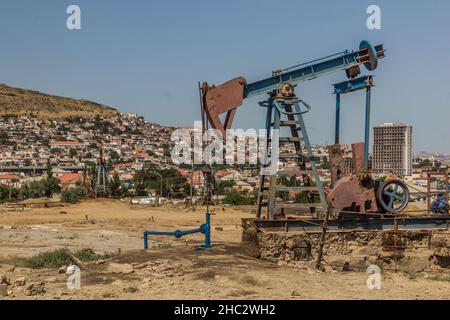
[372, 123, 412, 176]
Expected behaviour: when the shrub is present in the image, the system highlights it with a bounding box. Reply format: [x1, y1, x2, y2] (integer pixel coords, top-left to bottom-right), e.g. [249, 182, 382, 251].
[0, 184, 19, 202]
[223, 189, 254, 205]
[22, 249, 70, 269]
[61, 187, 86, 203]
[19, 248, 119, 269]
[294, 192, 310, 204]
[74, 248, 118, 262]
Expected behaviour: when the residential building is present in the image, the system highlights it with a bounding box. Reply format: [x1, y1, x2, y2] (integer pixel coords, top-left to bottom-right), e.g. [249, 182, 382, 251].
[372, 122, 412, 176]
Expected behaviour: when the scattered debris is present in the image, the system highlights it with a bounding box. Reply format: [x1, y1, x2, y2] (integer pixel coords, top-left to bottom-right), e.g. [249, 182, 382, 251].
[26, 282, 46, 296]
[58, 266, 67, 274]
[132, 260, 184, 279]
[342, 261, 350, 272]
[323, 264, 335, 273]
[291, 290, 302, 297]
[0, 274, 11, 285]
[123, 286, 138, 293]
[63, 250, 85, 270]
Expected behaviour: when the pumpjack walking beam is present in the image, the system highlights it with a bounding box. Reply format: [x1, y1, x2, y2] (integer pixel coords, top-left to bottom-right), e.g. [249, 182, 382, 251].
[200, 41, 385, 135]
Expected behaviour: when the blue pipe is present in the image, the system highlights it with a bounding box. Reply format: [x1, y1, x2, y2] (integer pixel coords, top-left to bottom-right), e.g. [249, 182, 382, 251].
[335, 93, 341, 144]
[144, 212, 211, 249]
[364, 87, 371, 169]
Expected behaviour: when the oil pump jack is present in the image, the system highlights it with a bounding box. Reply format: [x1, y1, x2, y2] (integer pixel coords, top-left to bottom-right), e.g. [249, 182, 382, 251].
[200, 40, 411, 219]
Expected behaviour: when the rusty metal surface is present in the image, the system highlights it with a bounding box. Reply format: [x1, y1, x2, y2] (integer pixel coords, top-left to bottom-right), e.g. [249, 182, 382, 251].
[327, 174, 378, 213]
[351, 142, 365, 175]
[328, 144, 346, 187]
[242, 215, 450, 234]
[202, 77, 246, 134]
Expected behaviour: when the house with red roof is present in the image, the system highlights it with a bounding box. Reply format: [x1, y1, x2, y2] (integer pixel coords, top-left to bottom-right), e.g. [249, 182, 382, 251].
[59, 172, 82, 189]
[50, 141, 81, 148]
[0, 174, 21, 187]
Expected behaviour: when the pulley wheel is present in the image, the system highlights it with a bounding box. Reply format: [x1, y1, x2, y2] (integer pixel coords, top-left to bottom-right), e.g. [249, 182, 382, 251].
[278, 83, 295, 97]
[376, 180, 409, 213]
[359, 40, 378, 71]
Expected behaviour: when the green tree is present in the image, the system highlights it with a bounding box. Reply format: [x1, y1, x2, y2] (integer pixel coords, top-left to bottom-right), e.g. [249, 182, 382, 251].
[20, 180, 46, 199]
[223, 189, 254, 205]
[44, 160, 61, 198]
[109, 174, 123, 197]
[109, 150, 120, 161]
[216, 180, 236, 195]
[69, 148, 77, 158]
[294, 192, 309, 204]
[133, 164, 189, 197]
[0, 184, 19, 202]
[61, 187, 86, 203]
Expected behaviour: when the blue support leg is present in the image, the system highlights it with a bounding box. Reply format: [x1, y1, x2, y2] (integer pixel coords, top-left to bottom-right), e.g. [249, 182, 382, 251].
[335, 93, 341, 144]
[364, 87, 371, 169]
[204, 212, 211, 248]
[144, 232, 149, 249]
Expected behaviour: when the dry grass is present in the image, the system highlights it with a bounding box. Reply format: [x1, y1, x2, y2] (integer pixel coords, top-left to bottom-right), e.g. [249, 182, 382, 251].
[0, 84, 119, 119]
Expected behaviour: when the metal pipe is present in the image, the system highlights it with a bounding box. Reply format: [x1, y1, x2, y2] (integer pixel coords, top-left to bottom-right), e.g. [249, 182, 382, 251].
[364, 86, 371, 168]
[204, 212, 211, 248]
[427, 174, 431, 213]
[335, 94, 341, 144]
[143, 212, 211, 249]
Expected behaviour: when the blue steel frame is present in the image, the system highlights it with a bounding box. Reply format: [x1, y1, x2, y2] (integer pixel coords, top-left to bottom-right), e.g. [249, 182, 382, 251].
[333, 75, 374, 169]
[244, 41, 383, 98]
[143, 212, 211, 249]
[259, 97, 328, 217]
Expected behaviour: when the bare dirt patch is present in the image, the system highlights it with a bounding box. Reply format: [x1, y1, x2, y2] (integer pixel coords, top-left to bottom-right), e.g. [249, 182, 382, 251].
[1, 199, 449, 300]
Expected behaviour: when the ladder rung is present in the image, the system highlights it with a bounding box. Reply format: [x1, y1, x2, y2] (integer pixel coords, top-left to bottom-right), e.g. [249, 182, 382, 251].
[276, 186, 319, 192]
[268, 137, 303, 143]
[279, 120, 300, 127]
[279, 137, 303, 143]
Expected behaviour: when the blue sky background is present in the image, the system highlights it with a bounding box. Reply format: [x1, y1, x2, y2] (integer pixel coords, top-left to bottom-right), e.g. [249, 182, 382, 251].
[0, 0, 449, 153]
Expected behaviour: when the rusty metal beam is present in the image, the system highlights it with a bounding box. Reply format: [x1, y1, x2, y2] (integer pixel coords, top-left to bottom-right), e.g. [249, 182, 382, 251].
[242, 215, 450, 234]
[351, 142, 365, 175]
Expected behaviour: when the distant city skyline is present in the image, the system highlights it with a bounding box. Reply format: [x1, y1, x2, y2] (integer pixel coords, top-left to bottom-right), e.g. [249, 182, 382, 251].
[1, 1, 450, 152]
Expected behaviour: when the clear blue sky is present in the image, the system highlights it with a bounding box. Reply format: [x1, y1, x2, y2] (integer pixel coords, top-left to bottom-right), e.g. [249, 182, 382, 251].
[1, 0, 449, 153]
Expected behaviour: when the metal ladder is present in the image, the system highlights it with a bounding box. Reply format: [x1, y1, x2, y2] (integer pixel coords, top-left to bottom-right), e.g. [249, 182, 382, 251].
[256, 95, 328, 219]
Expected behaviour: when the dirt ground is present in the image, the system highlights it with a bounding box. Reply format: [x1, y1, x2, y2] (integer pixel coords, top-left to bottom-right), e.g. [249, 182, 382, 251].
[0, 199, 449, 300]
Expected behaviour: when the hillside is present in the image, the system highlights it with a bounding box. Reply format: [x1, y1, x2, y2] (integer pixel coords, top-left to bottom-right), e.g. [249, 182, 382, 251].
[0, 84, 120, 119]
